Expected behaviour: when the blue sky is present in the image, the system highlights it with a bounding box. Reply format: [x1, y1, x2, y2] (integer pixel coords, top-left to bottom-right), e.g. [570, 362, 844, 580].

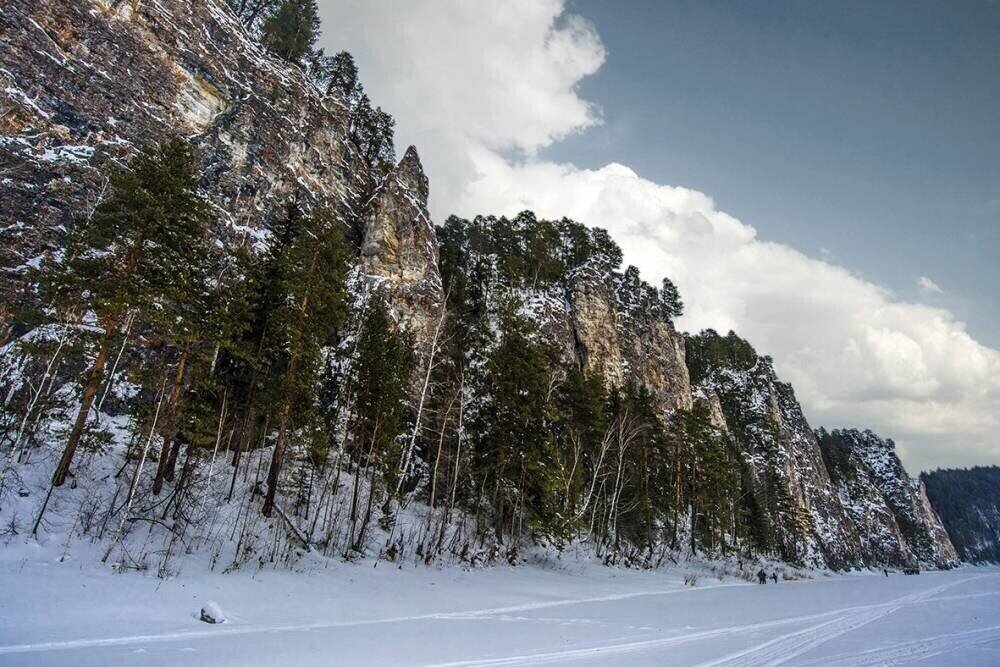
[553, 0, 1000, 346]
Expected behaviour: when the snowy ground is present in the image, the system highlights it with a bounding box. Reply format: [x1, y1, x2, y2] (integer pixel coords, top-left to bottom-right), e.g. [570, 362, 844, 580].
[0, 548, 998, 667]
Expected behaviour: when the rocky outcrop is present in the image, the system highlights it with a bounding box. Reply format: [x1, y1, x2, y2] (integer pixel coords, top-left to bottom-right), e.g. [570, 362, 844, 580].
[0, 0, 439, 348]
[510, 267, 692, 413]
[917, 482, 960, 564]
[687, 331, 958, 569]
[361, 147, 445, 347]
[437, 215, 693, 415]
[692, 353, 859, 568]
[569, 266, 691, 412]
[818, 429, 958, 567]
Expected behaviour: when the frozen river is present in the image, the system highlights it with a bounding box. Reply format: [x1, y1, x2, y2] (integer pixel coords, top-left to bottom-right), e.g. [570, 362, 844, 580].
[1, 554, 998, 666]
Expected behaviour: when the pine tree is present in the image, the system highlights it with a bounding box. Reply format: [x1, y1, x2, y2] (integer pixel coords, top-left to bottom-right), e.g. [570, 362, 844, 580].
[321, 51, 360, 100]
[260, 0, 320, 64]
[149, 210, 226, 494]
[46, 138, 212, 487]
[684, 403, 738, 553]
[660, 277, 684, 320]
[475, 299, 561, 542]
[351, 95, 396, 178]
[259, 204, 350, 518]
[554, 366, 608, 524]
[228, 0, 282, 33]
[621, 384, 669, 551]
[344, 296, 414, 550]
[306, 50, 396, 178]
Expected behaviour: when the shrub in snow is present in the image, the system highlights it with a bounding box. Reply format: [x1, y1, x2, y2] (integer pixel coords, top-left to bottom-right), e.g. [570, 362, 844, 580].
[200, 600, 225, 624]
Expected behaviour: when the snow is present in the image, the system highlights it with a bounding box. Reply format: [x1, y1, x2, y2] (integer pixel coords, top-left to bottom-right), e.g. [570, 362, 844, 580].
[38, 145, 95, 164]
[0, 543, 997, 665]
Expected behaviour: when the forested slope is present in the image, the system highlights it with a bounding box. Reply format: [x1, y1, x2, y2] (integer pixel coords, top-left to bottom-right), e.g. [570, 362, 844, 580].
[0, 0, 959, 574]
[923, 467, 1000, 563]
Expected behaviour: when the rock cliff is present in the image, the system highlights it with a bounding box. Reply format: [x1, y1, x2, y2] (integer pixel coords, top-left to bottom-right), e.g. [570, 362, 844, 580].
[569, 265, 691, 412]
[687, 335, 857, 567]
[435, 214, 692, 414]
[819, 429, 959, 567]
[687, 331, 957, 568]
[360, 146, 444, 347]
[0, 0, 439, 349]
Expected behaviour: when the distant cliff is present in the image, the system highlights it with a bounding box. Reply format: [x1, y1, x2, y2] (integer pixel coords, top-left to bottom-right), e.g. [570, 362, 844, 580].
[687, 332, 957, 569]
[819, 429, 958, 567]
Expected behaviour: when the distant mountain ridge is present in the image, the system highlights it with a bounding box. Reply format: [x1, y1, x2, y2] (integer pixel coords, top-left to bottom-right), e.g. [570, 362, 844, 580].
[923, 467, 1000, 563]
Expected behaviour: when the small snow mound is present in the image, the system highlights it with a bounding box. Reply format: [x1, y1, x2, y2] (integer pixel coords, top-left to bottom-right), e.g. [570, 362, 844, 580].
[199, 600, 225, 624]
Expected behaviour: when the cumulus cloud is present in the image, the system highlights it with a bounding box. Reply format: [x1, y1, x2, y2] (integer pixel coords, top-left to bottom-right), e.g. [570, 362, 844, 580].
[918, 276, 945, 295]
[318, 1, 1000, 471]
[317, 0, 605, 213]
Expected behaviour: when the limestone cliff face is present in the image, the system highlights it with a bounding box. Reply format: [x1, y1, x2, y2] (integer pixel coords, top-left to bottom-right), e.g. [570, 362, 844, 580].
[361, 147, 445, 348]
[569, 266, 691, 412]
[506, 266, 692, 414]
[917, 481, 960, 564]
[437, 218, 694, 414]
[0, 0, 439, 348]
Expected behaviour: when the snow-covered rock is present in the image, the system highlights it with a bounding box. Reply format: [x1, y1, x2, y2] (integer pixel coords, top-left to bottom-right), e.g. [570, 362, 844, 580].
[690, 343, 859, 569]
[818, 428, 959, 568]
[199, 600, 225, 624]
[688, 330, 958, 570]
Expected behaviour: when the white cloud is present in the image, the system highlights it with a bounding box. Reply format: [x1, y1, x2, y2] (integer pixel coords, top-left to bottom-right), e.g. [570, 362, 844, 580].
[317, 0, 605, 213]
[918, 276, 945, 295]
[318, 1, 1000, 472]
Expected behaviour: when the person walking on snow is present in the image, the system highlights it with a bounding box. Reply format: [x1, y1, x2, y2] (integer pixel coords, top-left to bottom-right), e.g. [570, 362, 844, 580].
[757, 569, 767, 584]
[771, 572, 778, 584]
[884, 568, 889, 577]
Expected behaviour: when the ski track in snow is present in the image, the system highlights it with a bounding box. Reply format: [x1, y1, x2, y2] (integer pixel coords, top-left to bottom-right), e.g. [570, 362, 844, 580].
[697, 577, 976, 667]
[427, 575, 995, 667]
[798, 625, 1000, 666]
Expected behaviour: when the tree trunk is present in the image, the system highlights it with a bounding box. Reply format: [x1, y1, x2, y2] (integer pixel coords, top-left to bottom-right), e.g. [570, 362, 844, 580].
[227, 410, 251, 502]
[152, 340, 190, 494]
[428, 393, 457, 512]
[262, 401, 292, 518]
[0, 331, 67, 501]
[353, 462, 379, 552]
[52, 337, 111, 486]
[396, 301, 446, 495]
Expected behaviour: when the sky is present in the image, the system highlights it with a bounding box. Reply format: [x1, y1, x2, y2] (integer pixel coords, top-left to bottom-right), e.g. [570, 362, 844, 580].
[316, 0, 1000, 472]
[554, 0, 1000, 348]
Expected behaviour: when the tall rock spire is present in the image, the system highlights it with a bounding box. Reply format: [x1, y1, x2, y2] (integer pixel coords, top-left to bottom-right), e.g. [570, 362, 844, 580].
[361, 146, 445, 347]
